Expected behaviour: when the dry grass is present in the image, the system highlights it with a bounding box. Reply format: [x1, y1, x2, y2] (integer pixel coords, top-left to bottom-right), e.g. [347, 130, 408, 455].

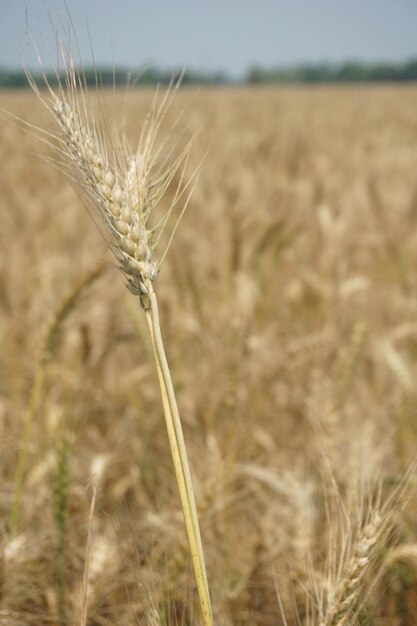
[1, 85, 417, 625]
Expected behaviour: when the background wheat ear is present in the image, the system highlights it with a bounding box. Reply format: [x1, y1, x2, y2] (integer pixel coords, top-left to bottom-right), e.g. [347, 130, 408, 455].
[26, 40, 213, 626]
[9, 259, 107, 537]
[314, 462, 415, 626]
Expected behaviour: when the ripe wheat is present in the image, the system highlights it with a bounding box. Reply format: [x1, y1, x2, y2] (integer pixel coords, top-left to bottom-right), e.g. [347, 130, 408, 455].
[26, 42, 213, 626]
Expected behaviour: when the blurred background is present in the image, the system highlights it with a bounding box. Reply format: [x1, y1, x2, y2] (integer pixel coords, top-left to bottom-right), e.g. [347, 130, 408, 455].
[2, 2, 417, 626]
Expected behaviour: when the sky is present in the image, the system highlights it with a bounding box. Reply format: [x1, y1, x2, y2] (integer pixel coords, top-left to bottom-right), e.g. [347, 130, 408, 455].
[0, 1, 416, 78]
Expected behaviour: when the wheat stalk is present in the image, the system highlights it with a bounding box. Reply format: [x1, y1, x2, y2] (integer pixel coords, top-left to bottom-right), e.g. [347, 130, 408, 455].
[9, 259, 107, 536]
[80, 484, 97, 626]
[26, 44, 213, 626]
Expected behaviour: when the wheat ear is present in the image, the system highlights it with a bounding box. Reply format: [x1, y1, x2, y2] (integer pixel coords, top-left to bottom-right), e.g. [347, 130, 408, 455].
[320, 511, 384, 626]
[27, 51, 213, 626]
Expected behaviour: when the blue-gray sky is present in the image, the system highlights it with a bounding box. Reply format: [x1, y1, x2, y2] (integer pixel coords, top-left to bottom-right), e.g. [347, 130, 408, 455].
[1, 1, 416, 77]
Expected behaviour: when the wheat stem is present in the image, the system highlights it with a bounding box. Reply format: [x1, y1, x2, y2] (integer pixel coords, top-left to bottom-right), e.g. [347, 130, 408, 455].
[9, 364, 45, 536]
[9, 261, 106, 537]
[144, 285, 213, 626]
[80, 484, 97, 626]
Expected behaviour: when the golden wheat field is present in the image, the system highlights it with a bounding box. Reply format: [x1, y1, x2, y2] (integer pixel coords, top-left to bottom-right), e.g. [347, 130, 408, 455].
[2, 85, 417, 626]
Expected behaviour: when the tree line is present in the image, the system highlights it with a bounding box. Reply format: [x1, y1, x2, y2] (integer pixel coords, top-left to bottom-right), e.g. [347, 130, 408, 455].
[1, 60, 417, 88]
[247, 59, 417, 83]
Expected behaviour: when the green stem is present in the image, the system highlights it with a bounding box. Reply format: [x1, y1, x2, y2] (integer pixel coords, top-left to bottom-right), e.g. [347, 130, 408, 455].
[10, 364, 45, 535]
[144, 287, 213, 626]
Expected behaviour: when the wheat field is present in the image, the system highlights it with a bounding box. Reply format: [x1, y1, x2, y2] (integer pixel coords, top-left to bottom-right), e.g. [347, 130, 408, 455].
[1, 85, 417, 625]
